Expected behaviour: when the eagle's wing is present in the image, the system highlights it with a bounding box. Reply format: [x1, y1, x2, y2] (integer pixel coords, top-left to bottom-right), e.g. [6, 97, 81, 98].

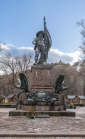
[19, 73, 28, 89]
[55, 75, 64, 89]
[14, 73, 29, 91]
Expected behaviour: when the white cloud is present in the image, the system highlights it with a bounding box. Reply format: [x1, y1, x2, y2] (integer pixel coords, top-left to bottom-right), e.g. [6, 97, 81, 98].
[66, 49, 82, 65]
[0, 43, 82, 73]
[0, 43, 9, 50]
[18, 47, 33, 50]
[6, 43, 16, 48]
[50, 48, 65, 56]
[5, 44, 82, 65]
[47, 48, 81, 65]
[17, 46, 82, 66]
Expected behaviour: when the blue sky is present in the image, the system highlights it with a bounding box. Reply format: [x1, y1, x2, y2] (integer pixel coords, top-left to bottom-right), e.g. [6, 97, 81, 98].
[0, 0, 85, 66]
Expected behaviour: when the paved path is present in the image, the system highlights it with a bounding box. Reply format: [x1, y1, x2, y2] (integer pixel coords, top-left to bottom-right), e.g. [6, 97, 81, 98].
[0, 108, 85, 138]
[67, 107, 85, 114]
[0, 108, 16, 112]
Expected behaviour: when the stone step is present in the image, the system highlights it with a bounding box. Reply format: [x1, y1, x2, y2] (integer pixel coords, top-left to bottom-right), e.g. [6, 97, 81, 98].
[9, 110, 75, 117]
[37, 114, 49, 118]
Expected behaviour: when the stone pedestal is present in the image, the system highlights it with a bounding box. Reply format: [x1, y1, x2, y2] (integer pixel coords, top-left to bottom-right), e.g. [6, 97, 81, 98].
[15, 65, 67, 113]
[17, 105, 66, 111]
[31, 65, 52, 92]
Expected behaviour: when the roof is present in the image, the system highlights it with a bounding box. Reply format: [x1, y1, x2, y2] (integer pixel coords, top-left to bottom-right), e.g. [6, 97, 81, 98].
[7, 94, 16, 99]
[0, 95, 6, 98]
[67, 95, 85, 99]
[67, 95, 75, 99]
[78, 96, 85, 99]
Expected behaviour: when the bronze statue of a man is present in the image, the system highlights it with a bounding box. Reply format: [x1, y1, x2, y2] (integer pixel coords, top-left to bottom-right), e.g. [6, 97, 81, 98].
[32, 17, 52, 65]
[32, 31, 45, 65]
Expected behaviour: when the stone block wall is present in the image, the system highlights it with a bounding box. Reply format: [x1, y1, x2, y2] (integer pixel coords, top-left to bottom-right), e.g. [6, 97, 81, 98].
[31, 65, 52, 92]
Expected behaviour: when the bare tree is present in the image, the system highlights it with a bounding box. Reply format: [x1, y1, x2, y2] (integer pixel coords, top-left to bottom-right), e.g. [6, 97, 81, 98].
[14, 53, 33, 75]
[0, 52, 33, 94]
[76, 20, 85, 96]
[77, 19, 85, 53]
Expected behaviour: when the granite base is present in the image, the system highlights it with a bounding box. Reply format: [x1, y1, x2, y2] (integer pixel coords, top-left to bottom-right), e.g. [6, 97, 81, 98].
[17, 105, 66, 111]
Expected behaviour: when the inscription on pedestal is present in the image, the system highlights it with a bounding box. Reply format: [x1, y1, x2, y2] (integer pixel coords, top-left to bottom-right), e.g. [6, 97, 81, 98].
[31, 66, 52, 92]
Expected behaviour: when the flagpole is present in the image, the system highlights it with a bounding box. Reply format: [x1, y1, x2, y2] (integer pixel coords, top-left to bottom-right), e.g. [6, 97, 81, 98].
[43, 16, 46, 33]
[43, 16, 47, 64]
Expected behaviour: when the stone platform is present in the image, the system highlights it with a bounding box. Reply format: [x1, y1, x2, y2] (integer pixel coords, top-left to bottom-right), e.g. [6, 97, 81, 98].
[1, 108, 85, 137]
[9, 110, 75, 116]
[17, 105, 66, 111]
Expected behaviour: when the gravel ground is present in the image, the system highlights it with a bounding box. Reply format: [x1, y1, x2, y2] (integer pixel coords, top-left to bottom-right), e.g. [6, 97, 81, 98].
[0, 114, 85, 132]
[0, 108, 85, 138]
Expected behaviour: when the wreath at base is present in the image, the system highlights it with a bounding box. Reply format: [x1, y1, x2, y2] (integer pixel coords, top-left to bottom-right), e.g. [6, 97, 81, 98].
[26, 110, 39, 121]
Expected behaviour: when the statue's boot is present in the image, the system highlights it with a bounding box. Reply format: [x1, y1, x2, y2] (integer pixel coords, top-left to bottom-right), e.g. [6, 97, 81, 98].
[33, 63, 37, 65]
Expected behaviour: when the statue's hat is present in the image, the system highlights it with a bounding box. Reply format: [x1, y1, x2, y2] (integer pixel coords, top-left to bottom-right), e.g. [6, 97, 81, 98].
[36, 31, 44, 38]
